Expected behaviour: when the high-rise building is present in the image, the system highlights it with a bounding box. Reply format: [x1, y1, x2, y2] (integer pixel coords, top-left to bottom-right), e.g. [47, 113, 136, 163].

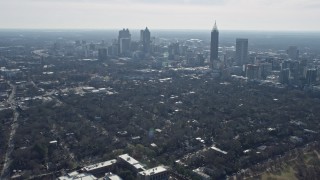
[196, 53, 205, 66]
[279, 68, 290, 84]
[236, 38, 249, 66]
[306, 69, 317, 85]
[140, 27, 151, 54]
[186, 50, 195, 66]
[98, 48, 108, 61]
[287, 46, 299, 60]
[120, 38, 131, 55]
[281, 60, 300, 81]
[210, 21, 219, 67]
[168, 42, 179, 60]
[260, 63, 272, 79]
[118, 28, 131, 56]
[246, 64, 261, 80]
[108, 40, 119, 57]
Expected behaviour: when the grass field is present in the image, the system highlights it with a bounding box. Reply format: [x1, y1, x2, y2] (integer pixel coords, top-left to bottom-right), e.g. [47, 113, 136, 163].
[261, 166, 297, 180]
[260, 150, 320, 180]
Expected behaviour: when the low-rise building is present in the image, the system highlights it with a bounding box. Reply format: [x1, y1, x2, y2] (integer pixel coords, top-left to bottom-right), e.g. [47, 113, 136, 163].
[117, 154, 145, 172]
[81, 159, 117, 177]
[103, 172, 123, 180]
[137, 166, 169, 180]
[58, 171, 97, 180]
[192, 168, 211, 180]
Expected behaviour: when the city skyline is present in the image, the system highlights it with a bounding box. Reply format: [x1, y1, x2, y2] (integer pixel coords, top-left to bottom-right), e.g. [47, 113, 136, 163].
[1, 3, 320, 178]
[1, 0, 320, 31]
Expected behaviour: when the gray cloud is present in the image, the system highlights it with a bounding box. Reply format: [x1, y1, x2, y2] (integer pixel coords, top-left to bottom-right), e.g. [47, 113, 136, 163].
[135, 0, 226, 4]
[26, 0, 227, 5]
[0, 0, 319, 30]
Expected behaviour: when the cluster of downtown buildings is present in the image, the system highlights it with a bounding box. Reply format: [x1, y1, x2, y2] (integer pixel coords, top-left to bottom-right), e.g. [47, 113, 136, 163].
[1, 23, 315, 93]
[46, 22, 320, 90]
[97, 27, 151, 60]
[209, 22, 318, 88]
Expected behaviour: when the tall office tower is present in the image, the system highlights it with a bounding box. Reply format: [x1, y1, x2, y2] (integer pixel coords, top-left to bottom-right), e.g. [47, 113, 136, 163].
[109, 40, 119, 56]
[140, 27, 151, 54]
[299, 59, 307, 77]
[168, 42, 180, 60]
[287, 46, 299, 60]
[120, 38, 131, 56]
[196, 53, 205, 66]
[246, 64, 261, 80]
[260, 63, 272, 79]
[279, 68, 290, 84]
[98, 48, 108, 61]
[236, 38, 249, 66]
[305, 69, 317, 85]
[282, 60, 300, 81]
[210, 21, 219, 67]
[118, 28, 131, 56]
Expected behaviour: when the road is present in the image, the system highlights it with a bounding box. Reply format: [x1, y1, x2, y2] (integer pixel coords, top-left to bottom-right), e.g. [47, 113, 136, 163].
[0, 82, 20, 179]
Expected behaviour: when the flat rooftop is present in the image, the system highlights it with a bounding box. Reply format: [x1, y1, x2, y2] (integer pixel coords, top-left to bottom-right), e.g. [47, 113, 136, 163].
[211, 146, 228, 155]
[105, 172, 123, 180]
[138, 166, 167, 176]
[58, 172, 97, 180]
[118, 154, 139, 165]
[81, 159, 117, 172]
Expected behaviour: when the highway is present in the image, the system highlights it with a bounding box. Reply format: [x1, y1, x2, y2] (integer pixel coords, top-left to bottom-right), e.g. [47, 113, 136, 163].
[0, 82, 20, 179]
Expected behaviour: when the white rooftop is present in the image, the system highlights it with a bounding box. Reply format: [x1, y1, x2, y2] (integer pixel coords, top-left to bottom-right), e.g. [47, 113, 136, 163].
[105, 172, 123, 180]
[82, 159, 117, 172]
[138, 166, 167, 176]
[134, 163, 145, 171]
[193, 168, 211, 179]
[68, 171, 79, 176]
[211, 146, 228, 155]
[118, 154, 139, 165]
[49, 140, 58, 144]
[58, 172, 97, 180]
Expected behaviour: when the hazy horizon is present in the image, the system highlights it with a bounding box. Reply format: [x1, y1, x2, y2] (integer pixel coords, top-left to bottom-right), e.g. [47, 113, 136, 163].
[1, 28, 320, 33]
[1, 28, 320, 52]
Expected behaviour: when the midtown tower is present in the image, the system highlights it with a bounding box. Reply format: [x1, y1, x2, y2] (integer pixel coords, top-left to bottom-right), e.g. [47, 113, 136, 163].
[210, 21, 219, 67]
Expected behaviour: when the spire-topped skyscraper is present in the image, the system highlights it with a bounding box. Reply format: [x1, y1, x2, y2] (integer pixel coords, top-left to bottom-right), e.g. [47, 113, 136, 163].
[210, 21, 219, 68]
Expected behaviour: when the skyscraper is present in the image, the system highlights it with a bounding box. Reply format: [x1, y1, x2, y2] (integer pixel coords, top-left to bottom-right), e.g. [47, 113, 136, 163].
[140, 27, 151, 54]
[168, 42, 179, 60]
[246, 64, 261, 80]
[287, 46, 299, 60]
[210, 21, 219, 67]
[236, 38, 248, 66]
[279, 68, 290, 84]
[306, 69, 317, 85]
[118, 28, 131, 56]
[98, 48, 108, 61]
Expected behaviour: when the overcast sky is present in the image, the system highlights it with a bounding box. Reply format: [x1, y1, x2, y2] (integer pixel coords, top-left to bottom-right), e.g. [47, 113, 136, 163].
[0, 0, 320, 31]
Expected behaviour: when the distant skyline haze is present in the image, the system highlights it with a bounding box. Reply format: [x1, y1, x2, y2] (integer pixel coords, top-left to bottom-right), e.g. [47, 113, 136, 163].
[0, 0, 320, 31]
